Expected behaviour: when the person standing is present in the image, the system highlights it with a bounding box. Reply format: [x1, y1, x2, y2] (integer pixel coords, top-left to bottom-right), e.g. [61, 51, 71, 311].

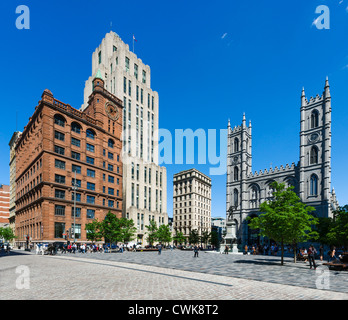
[194, 245, 199, 258]
[158, 243, 162, 255]
[308, 245, 317, 269]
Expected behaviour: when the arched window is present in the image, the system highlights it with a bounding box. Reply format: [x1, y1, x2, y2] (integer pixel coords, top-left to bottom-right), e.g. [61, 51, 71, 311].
[54, 114, 65, 127]
[108, 139, 115, 148]
[310, 146, 318, 164]
[234, 166, 239, 181]
[310, 175, 318, 196]
[86, 129, 96, 140]
[310, 110, 319, 129]
[234, 138, 239, 153]
[71, 122, 81, 134]
[233, 189, 239, 207]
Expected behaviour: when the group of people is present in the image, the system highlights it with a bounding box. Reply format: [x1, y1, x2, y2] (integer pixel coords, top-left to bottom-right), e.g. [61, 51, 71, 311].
[243, 243, 281, 256]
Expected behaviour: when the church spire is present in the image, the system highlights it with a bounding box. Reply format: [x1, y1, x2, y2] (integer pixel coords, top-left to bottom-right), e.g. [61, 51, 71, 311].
[324, 76, 331, 98]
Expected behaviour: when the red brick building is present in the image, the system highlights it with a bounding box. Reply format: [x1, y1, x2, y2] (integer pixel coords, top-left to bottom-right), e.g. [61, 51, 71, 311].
[0, 184, 10, 226]
[15, 73, 123, 246]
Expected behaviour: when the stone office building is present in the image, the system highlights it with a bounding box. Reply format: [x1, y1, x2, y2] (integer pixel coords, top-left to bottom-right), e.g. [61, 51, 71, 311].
[173, 169, 212, 243]
[15, 74, 123, 246]
[226, 79, 339, 246]
[82, 31, 168, 244]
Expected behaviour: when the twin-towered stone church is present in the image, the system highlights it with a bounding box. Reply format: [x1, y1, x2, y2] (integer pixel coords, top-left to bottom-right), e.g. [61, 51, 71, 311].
[226, 78, 339, 245]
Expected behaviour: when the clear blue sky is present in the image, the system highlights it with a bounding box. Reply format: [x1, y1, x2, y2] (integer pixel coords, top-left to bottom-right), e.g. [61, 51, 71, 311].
[0, 0, 347, 218]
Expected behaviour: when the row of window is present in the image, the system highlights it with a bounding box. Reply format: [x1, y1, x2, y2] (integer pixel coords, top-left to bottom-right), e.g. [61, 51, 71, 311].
[55, 189, 120, 208]
[54, 146, 120, 173]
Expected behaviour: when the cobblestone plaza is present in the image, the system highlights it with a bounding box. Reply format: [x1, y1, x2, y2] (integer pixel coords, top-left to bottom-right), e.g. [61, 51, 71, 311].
[0, 249, 347, 301]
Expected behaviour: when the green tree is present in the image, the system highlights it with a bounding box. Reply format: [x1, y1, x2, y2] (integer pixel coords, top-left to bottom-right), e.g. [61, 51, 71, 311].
[326, 205, 348, 249]
[100, 212, 122, 245]
[85, 220, 102, 243]
[248, 181, 318, 265]
[119, 218, 137, 244]
[200, 231, 211, 247]
[210, 230, 220, 248]
[156, 224, 172, 245]
[146, 220, 158, 245]
[173, 231, 186, 245]
[0, 227, 16, 242]
[188, 229, 200, 245]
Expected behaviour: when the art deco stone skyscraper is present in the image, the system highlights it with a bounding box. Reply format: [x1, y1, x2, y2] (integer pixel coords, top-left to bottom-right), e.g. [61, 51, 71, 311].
[82, 32, 168, 244]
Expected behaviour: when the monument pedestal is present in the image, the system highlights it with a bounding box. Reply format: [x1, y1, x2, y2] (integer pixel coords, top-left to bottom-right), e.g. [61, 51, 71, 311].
[221, 212, 242, 254]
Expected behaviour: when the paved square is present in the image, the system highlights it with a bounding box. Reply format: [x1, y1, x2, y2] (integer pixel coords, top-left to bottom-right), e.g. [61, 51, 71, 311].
[0, 249, 347, 300]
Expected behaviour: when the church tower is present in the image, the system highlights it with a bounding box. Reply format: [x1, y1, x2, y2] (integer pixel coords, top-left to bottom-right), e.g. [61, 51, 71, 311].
[299, 78, 332, 217]
[226, 114, 252, 218]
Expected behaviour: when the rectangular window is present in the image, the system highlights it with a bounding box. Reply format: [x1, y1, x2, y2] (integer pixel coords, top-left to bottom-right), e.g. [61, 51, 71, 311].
[87, 182, 95, 191]
[55, 159, 65, 170]
[87, 209, 95, 219]
[72, 178, 81, 188]
[86, 156, 95, 165]
[108, 175, 115, 183]
[98, 51, 102, 64]
[71, 207, 81, 218]
[72, 193, 81, 202]
[55, 174, 65, 184]
[72, 224, 81, 240]
[71, 151, 81, 160]
[55, 189, 65, 199]
[108, 200, 114, 208]
[55, 205, 65, 216]
[134, 64, 138, 79]
[108, 187, 114, 195]
[54, 222, 65, 238]
[71, 137, 81, 147]
[128, 80, 131, 96]
[123, 77, 127, 94]
[54, 145, 65, 155]
[142, 70, 146, 84]
[86, 143, 95, 153]
[55, 131, 65, 141]
[108, 152, 114, 160]
[87, 195, 95, 204]
[108, 164, 113, 171]
[72, 164, 81, 174]
[125, 57, 130, 72]
[87, 169, 95, 178]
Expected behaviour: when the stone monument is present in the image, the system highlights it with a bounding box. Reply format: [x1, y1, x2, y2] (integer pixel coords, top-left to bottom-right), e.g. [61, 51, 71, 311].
[220, 206, 241, 254]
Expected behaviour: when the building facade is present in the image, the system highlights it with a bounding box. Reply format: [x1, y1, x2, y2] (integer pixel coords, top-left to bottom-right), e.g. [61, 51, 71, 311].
[173, 169, 211, 243]
[226, 79, 339, 246]
[0, 184, 10, 227]
[15, 74, 123, 246]
[82, 31, 168, 244]
[9, 131, 21, 235]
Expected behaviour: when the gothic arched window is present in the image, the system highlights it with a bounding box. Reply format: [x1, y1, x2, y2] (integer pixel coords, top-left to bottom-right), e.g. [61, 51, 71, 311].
[310, 175, 318, 196]
[234, 138, 239, 153]
[233, 189, 239, 207]
[234, 166, 239, 181]
[310, 110, 319, 129]
[310, 146, 318, 164]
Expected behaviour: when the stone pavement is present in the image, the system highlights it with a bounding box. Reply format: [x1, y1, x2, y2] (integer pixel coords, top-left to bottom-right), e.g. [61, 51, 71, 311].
[0, 249, 347, 300]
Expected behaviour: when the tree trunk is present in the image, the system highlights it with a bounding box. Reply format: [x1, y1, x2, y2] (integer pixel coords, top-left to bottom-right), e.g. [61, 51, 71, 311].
[293, 243, 297, 263]
[281, 240, 284, 265]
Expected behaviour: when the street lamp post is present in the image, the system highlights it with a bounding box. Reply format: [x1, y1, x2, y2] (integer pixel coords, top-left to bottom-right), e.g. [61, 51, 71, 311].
[72, 171, 78, 243]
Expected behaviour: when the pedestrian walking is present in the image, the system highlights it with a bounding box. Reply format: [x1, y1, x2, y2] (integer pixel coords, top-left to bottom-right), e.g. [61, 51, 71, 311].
[194, 245, 199, 257]
[308, 244, 317, 269]
[244, 245, 248, 255]
[158, 243, 162, 255]
[328, 246, 339, 263]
